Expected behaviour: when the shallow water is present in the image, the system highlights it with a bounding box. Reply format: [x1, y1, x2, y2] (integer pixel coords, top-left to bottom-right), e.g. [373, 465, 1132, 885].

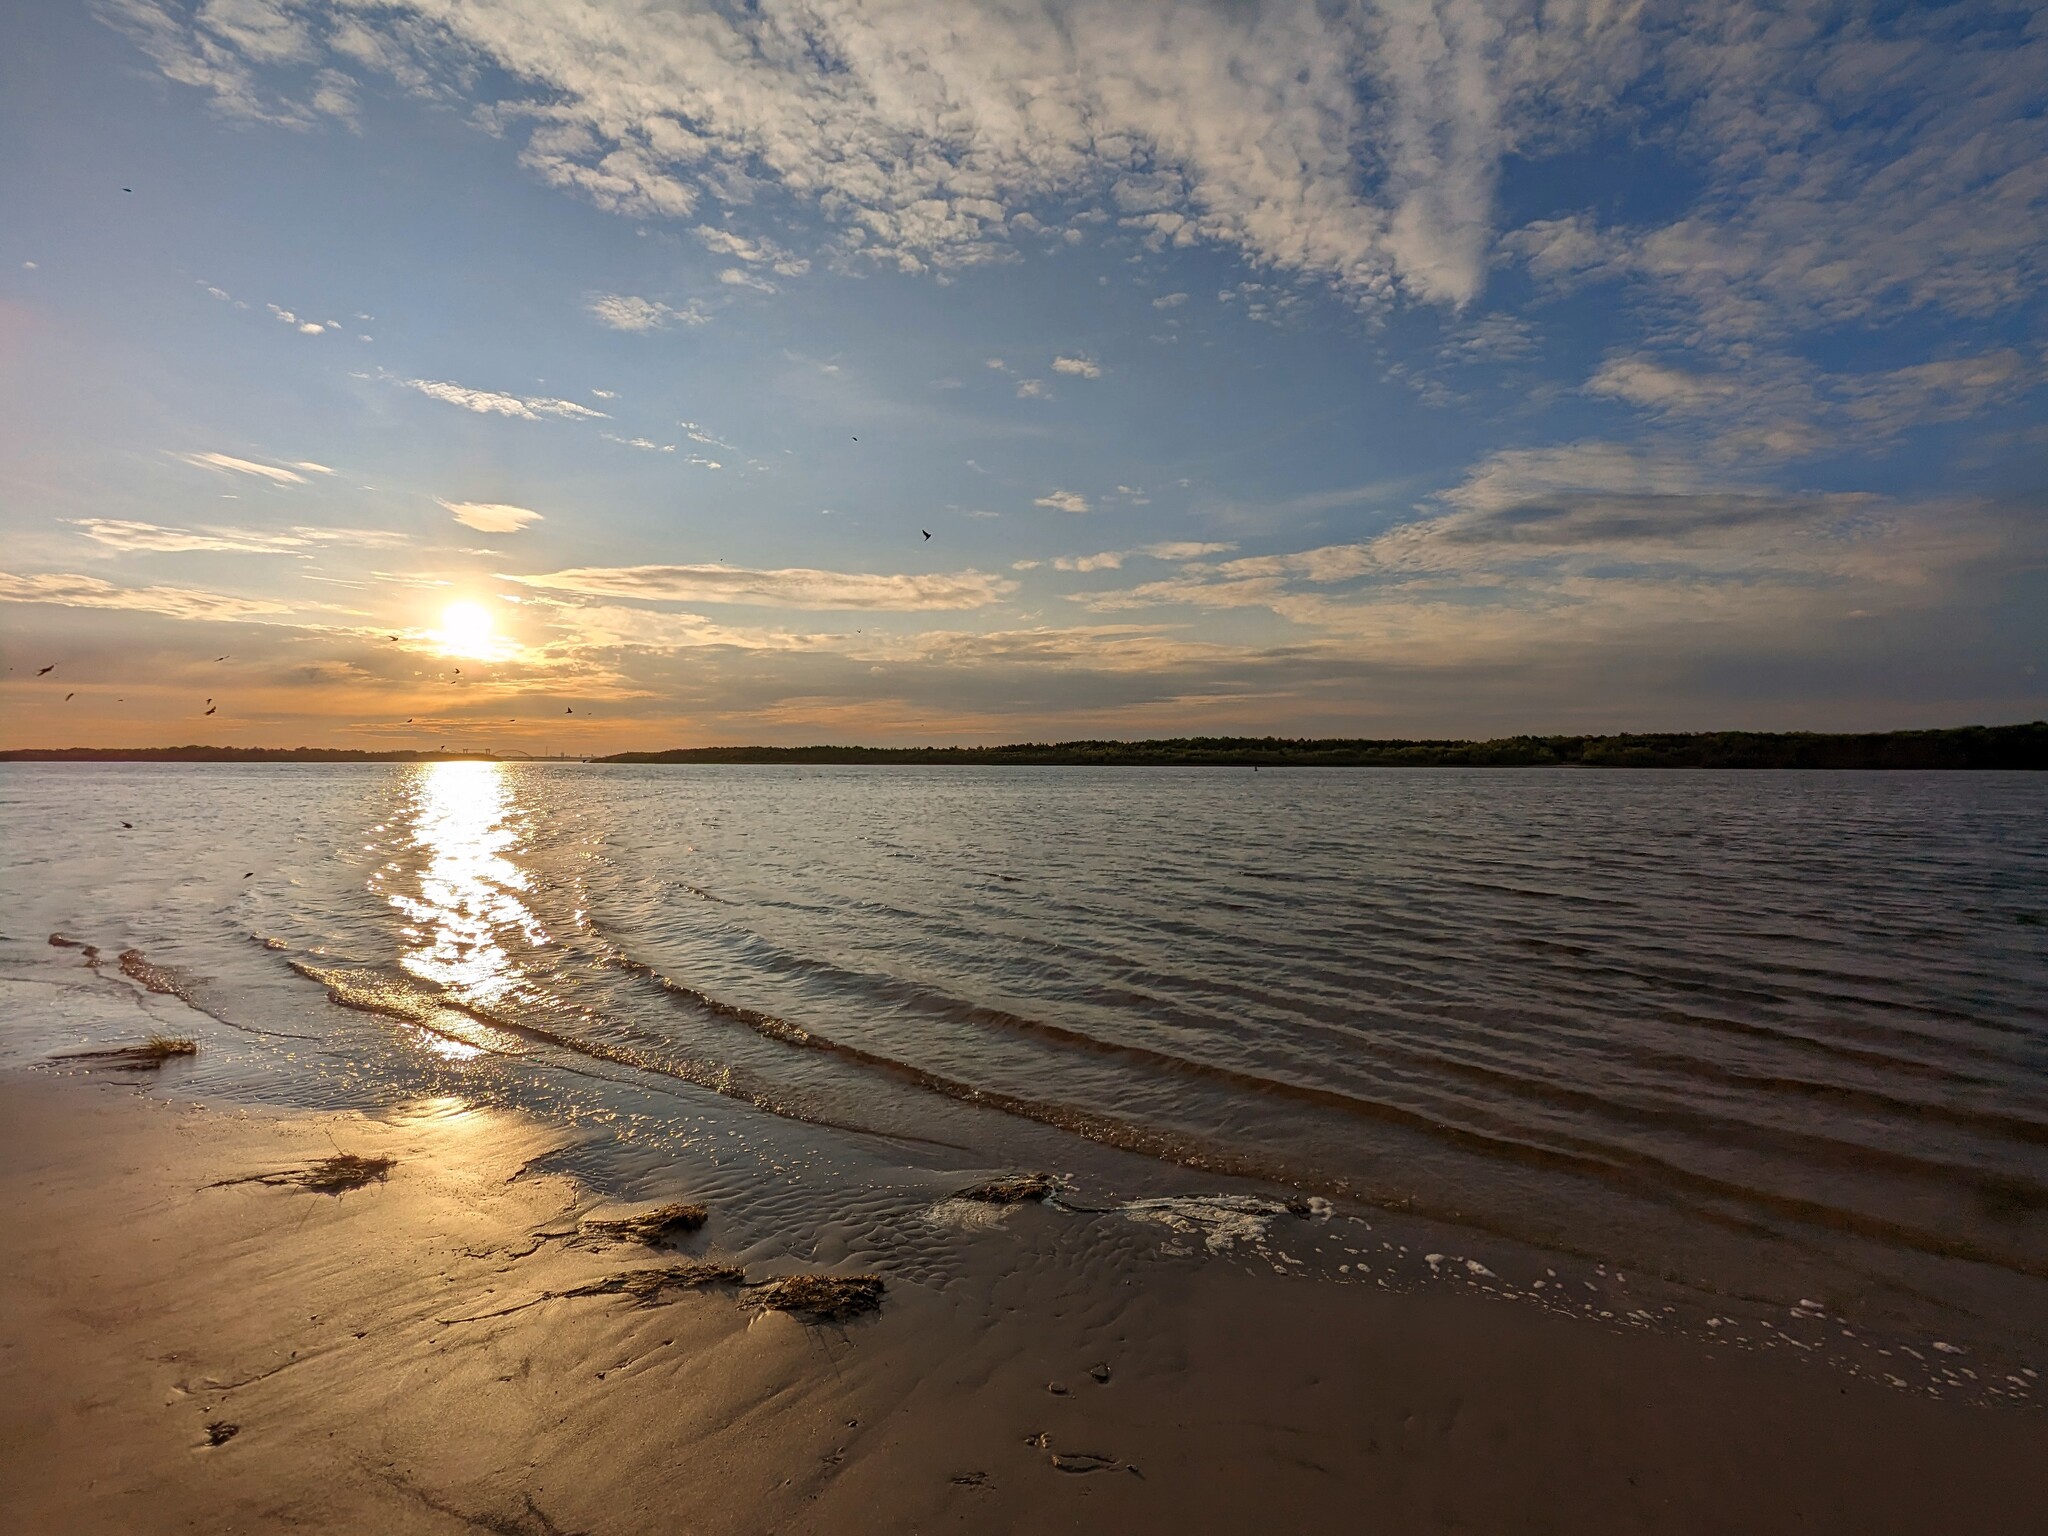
[4, 762, 2044, 1393]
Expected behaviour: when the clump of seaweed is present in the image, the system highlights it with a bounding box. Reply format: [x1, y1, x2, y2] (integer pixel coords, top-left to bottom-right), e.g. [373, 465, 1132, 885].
[298, 1153, 395, 1194]
[954, 1173, 1056, 1205]
[750, 1272, 884, 1322]
[60, 1034, 198, 1070]
[568, 1261, 745, 1304]
[209, 1151, 395, 1195]
[580, 1202, 708, 1244]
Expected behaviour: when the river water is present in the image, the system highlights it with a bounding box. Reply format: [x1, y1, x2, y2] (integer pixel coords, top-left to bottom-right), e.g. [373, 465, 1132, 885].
[4, 762, 2043, 1396]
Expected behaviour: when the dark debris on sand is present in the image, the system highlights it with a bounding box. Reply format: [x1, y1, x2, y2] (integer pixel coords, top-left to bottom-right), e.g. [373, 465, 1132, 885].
[60, 1035, 198, 1070]
[953, 1173, 1056, 1204]
[750, 1272, 885, 1322]
[204, 1421, 239, 1447]
[214, 1153, 395, 1195]
[299, 1153, 396, 1194]
[580, 1202, 708, 1244]
[568, 1261, 746, 1305]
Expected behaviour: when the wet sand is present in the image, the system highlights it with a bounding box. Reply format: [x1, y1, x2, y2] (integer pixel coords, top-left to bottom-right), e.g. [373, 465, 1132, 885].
[1, 1072, 2041, 1535]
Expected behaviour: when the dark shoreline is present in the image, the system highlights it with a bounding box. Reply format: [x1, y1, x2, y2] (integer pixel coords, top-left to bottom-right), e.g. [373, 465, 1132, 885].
[5, 722, 2044, 768]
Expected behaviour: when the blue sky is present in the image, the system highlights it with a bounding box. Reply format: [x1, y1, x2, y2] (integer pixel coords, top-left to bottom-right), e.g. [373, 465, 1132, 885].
[3, 0, 2045, 748]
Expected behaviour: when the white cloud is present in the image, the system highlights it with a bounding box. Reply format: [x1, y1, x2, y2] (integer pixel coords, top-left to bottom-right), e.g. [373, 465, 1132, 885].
[1151, 292, 1189, 308]
[718, 267, 777, 293]
[1016, 378, 1052, 399]
[1034, 490, 1090, 514]
[170, 450, 307, 484]
[587, 293, 710, 331]
[602, 433, 676, 452]
[396, 377, 609, 421]
[291, 460, 335, 474]
[509, 563, 1017, 611]
[1051, 354, 1102, 379]
[110, 0, 1525, 306]
[437, 499, 544, 533]
[0, 570, 293, 621]
[694, 224, 809, 275]
[1050, 540, 1234, 573]
[69, 518, 404, 554]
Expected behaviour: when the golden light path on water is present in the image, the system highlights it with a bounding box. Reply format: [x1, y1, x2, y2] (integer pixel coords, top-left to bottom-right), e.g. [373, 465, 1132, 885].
[384, 761, 550, 1061]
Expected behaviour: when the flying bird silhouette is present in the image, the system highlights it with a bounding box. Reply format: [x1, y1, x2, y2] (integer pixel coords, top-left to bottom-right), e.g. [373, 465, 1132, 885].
[565, 706, 574, 714]
[215, 655, 228, 662]
[37, 664, 54, 675]
[204, 706, 217, 716]
[120, 821, 132, 829]
[922, 530, 931, 540]
[64, 692, 74, 701]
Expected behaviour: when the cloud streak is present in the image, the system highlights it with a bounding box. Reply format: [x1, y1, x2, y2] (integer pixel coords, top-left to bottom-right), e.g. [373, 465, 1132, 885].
[509, 563, 1017, 611]
[395, 376, 609, 420]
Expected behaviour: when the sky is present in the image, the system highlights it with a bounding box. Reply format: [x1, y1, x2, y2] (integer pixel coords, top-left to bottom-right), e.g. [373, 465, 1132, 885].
[2, 0, 2045, 751]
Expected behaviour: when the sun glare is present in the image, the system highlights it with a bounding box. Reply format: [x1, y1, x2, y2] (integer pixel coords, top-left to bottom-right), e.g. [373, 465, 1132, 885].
[437, 601, 500, 660]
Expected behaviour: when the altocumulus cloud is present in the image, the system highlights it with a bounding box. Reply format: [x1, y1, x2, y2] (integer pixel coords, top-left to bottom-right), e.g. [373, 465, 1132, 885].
[438, 500, 544, 534]
[109, 1, 2048, 337]
[588, 293, 712, 331]
[509, 564, 1017, 611]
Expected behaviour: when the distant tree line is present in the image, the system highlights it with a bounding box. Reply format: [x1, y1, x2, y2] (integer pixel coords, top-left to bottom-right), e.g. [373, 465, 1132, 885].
[597, 722, 2048, 769]
[0, 746, 500, 763]
[7, 724, 2043, 768]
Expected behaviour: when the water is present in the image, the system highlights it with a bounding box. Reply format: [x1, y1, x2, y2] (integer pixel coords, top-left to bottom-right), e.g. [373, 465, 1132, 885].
[4, 762, 2045, 1391]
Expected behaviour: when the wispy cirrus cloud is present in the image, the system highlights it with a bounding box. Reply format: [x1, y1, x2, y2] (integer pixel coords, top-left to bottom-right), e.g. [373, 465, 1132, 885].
[436, 500, 543, 534]
[1034, 490, 1090, 513]
[394, 376, 608, 420]
[0, 570, 293, 621]
[69, 519, 404, 554]
[170, 450, 309, 484]
[1048, 541, 1234, 572]
[508, 563, 1017, 611]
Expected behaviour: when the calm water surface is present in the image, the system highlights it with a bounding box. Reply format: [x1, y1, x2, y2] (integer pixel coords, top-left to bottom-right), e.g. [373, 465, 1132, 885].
[4, 763, 2044, 1381]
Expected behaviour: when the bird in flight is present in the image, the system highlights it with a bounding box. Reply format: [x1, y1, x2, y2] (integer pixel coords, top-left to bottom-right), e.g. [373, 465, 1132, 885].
[120, 821, 132, 830]
[564, 706, 574, 714]
[387, 635, 399, 642]
[922, 529, 931, 540]
[122, 188, 132, 194]
[204, 705, 217, 716]
[64, 692, 74, 701]
[215, 655, 228, 662]
[37, 664, 54, 675]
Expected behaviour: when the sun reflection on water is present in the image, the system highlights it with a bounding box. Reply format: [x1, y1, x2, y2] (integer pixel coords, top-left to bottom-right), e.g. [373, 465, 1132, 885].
[387, 761, 549, 1013]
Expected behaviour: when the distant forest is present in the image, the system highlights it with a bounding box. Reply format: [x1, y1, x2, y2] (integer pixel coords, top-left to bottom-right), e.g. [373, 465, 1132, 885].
[5, 723, 2042, 768]
[601, 723, 2048, 769]
[0, 747, 504, 763]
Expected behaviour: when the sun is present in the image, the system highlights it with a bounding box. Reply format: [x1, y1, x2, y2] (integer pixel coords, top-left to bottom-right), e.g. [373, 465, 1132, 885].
[437, 600, 500, 660]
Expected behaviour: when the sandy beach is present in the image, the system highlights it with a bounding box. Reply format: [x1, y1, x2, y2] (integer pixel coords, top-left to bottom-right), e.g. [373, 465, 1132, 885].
[2, 1070, 2041, 1535]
